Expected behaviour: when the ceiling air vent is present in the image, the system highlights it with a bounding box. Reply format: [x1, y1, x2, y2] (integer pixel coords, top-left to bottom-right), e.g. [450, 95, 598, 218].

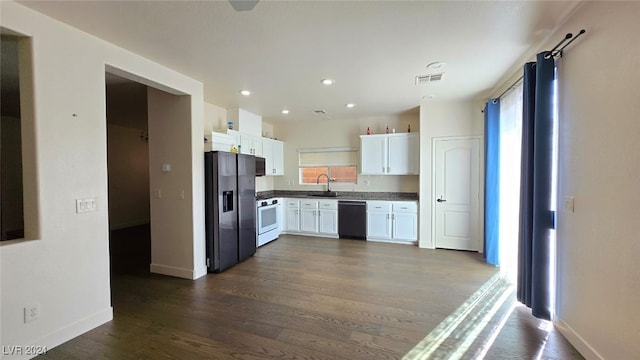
[415, 73, 444, 85]
[313, 110, 327, 115]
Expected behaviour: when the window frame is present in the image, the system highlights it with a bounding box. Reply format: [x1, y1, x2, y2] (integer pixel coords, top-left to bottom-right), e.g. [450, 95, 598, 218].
[297, 147, 358, 185]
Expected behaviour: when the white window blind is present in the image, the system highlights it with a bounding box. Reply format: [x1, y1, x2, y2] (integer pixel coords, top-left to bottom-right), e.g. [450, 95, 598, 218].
[298, 147, 357, 167]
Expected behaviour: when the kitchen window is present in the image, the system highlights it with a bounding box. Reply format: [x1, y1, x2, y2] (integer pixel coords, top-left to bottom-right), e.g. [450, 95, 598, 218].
[298, 147, 357, 184]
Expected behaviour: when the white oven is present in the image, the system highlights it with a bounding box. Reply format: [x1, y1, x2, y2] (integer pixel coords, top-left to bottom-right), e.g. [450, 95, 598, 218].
[257, 198, 280, 247]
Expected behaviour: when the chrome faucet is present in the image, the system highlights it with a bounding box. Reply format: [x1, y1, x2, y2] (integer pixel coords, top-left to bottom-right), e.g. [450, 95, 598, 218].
[316, 173, 331, 192]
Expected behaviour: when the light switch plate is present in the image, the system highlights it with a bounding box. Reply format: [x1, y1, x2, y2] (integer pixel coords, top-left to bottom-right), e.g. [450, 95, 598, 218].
[564, 197, 575, 213]
[76, 198, 97, 213]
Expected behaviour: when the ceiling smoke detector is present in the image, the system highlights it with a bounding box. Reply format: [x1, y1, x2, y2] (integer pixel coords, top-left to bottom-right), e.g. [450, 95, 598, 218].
[415, 73, 444, 85]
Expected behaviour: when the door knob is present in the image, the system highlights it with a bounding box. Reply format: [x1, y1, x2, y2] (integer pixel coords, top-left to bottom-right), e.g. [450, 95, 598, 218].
[437, 198, 447, 203]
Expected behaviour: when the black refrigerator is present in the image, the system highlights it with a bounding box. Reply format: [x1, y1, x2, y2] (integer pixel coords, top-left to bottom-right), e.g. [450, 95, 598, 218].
[204, 151, 256, 273]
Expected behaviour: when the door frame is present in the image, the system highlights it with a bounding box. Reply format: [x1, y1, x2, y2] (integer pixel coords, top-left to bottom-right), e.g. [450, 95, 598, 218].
[431, 136, 484, 252]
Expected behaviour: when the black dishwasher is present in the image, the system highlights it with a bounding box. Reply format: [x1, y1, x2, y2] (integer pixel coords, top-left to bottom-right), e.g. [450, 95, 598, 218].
[338, 201, 367, 240]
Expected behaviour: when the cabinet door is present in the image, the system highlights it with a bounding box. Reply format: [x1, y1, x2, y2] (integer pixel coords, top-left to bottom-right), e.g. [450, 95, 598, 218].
[387, 134, 418, 175]
[262, 138, 284, 176]
[209, 132, 236, 152]
[360, 136, 387, 175]
[392, 212, 418, 241]
[319, 209, 338, 235]
[272, 140, 284, 175]
[239, 134, 263, 155]
[262, 139, 275, 174]
[300, 208, 318, 233]
[227, 130, 241, 150]
[285, 208, 300, 232]
[251, 136, 263, 156]
[367, 211, 392, 239]
[239, 135, 253, 155]
[276, 200, 285, 233]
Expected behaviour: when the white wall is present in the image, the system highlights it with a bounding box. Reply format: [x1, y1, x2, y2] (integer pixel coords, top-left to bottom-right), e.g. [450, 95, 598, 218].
[203, 101, 228, 135]
[418, 100, 484, 249]
[0, 2, 205, 358]
[551, 2, 640, 358]
[147, 89, 203, 279]
[271, 112, 420, 193]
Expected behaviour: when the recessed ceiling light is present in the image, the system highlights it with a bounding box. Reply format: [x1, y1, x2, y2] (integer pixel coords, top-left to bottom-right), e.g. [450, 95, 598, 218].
[240, 90, 251, 96]
[321, 79, 335, 85]
[346, 103, 355, 108]
[426, 61, 446, 70]
[281, 109, 289, 114]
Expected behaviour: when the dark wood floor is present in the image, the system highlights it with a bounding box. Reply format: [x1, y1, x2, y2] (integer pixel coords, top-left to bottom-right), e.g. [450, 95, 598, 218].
[38, 227, 582, 359]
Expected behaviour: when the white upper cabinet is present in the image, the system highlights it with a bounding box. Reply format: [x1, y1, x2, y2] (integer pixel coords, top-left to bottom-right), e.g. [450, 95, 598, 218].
[360, 133, 419, 175]
[360, 136, 387, 175]
[227, 108, 262, 137]
[228, 129, 263, 156]
[262, 138, 284, 176]
[207, 131, 236, 152]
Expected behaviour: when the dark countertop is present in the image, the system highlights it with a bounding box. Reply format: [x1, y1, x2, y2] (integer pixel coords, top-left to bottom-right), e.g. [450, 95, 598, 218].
[256, 190, 418, 202]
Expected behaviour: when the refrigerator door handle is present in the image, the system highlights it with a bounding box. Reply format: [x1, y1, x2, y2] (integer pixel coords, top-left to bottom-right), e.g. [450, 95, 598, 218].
[223, 190, 234, 212]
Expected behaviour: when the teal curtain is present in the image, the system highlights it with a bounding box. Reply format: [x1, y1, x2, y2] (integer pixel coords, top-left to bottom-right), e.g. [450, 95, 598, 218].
[484, 100, 500, 265]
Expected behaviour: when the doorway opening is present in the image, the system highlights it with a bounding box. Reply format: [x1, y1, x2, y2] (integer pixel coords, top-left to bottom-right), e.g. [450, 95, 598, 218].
[105, 73, 151, 276]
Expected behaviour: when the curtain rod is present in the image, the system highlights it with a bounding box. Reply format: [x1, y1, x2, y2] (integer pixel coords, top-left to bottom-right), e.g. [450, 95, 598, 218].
[495, 75, 524, 101]
[545, 29, 586, 59]
[483, 28, 586, 109]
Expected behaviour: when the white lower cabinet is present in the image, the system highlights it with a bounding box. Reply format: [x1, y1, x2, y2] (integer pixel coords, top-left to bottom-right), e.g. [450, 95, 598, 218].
[367, 201, 418, 244]
[366, 203, 393, 238]
[299, 201, 318, 233]
[285, 199, 300, 232]
[392, 203, 418, 241]
[284, 198, 416, 242]
[283, 198, 338, 238]
[318, 200, 338, 235]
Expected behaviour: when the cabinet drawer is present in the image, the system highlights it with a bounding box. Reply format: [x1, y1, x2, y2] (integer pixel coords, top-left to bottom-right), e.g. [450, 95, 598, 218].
[392, 202, 418, 213]
[318, 200, 337, 210]
[367, 201, 392, 212]
[285, 199, 299, 208]
[300, 200, 318, 209]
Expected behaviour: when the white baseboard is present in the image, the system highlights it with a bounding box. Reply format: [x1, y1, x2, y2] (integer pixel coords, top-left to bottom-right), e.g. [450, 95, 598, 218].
[367, 238, 417, 245]
[6, 307, 114, 360]
[193, 265, 208, 280]
[555, 318, 604, 360]
[150, 263, 195, 279]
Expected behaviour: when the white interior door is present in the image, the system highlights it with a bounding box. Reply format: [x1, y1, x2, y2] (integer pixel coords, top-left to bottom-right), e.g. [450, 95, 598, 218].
[434, 138, 480, 250]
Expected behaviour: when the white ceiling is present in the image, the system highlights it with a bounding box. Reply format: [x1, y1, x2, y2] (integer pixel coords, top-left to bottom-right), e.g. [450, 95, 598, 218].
[17, 0, 581, 123]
